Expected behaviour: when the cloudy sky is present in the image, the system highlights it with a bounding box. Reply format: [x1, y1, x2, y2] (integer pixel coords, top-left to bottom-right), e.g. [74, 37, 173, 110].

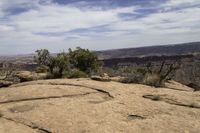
[0, 0, 200, 55]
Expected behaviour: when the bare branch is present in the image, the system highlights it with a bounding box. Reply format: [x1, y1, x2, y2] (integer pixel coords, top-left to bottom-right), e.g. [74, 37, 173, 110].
[161, 61, 179, 81]
[158, 60, 165, 74]
[146, 62, 152, 74]
[0, 63, 15, 80]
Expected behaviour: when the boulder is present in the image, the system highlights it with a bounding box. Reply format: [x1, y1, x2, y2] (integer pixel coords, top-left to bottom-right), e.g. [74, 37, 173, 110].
[14, 71, 48, 82]
[91, 75, 111, 82]
[110, 76, 125, 82]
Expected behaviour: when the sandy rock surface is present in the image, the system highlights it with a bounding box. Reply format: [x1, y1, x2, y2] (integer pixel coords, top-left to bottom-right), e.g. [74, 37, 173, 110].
[0, 79, 200, 133]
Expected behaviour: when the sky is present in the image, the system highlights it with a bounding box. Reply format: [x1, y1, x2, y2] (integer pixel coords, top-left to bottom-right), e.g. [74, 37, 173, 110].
[0, 0, 200, 55]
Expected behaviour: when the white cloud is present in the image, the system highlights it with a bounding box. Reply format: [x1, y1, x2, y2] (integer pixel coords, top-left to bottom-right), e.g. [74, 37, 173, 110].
[164, 0, 200, 7]
[0, 0, 200, 54]
[3, 1, 136, 33]
[109, 6, 200, 35]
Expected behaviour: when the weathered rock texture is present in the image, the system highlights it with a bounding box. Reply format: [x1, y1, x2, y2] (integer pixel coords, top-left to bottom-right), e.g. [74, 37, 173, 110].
[0, 79, 200, 133]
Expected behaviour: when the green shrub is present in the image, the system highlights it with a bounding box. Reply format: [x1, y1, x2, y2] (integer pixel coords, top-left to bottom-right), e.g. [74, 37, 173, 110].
[35, 48, 101, 79]
[34, 49, 51, 66]
[100, 68, 119, 77]
[35, 65, 49, 73]
[50, 53, 70, 78]
[118, 66, 136, 74]
[51, 67, 63, 79]
[143, 73, 162, 87]
[45, 72, 55, 79]
[136, 68, 146, 75]
[68, 47, 101, 73]
[63, 69, 88, 79]
[35, 50, 70, 78]
[120, 73, 144, 84]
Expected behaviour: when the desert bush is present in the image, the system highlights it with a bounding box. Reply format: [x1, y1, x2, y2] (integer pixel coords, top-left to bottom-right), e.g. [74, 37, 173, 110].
[34, 49, 51, 66]
[35, 48, 100, 79]
[50, 53, 70, 78]
[107, 66, 145, 84]
[118, 66, 136, 74]
[47, 67, 62, 79]
[0, 63, 15, 81]
[35, 65, 49, 73]
[63, 69, 88, 79]
[115, 66, 146, 77]
[120, 73, 144, 84]
[99, 67, 119, 77]
[35, 50, 70, 78]
[68, 47, 101, 74]
[136, 68, 146, 75]
[143, 73, 162, 87]
[142, 61, 179, 87]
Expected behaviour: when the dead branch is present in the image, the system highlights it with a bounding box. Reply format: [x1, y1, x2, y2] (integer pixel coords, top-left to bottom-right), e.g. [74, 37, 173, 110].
[158, 60, 165, 74]
[146, 62, 152, 74]
[0, 63, 15, 80]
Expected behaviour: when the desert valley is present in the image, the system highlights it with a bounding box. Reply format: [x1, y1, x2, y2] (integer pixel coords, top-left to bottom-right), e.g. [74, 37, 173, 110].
[0, 42, 200, 133]
[1, 0, 200, 132]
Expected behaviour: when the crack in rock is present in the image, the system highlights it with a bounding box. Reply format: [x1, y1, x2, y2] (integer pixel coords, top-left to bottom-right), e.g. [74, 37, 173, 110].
[143, 94, 200, 109]
[39, 82, 114, 99]
[0, 82, 115, 132]
[1, 115, 52, 133]
[0, 82, 114, 105]
[0, 92, 98, 105]
[127, 115, 145, 120]
[12, 82, 114, 99]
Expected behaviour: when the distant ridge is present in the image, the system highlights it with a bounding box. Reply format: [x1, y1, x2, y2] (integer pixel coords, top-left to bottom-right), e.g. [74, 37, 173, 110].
[96, 42, 200, 59]
[1, 42, 200, 59]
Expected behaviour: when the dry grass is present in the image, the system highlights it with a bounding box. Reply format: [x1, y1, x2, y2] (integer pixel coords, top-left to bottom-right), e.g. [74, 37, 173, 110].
[143, 73, 163, 87]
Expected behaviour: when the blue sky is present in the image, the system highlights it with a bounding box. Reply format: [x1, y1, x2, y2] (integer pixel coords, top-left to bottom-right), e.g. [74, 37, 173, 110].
[0, 0, 200, 55]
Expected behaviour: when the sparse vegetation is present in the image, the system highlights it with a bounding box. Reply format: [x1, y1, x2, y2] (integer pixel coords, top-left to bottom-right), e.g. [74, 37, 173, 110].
[101, 60, 179, 87]
[34, 49, 70, 78]
[101, 66, 145, 84]
[120, 73, 143, 84]
[68, 47, 101, 74]
[35, 65, 49, 73]
[34, 49, 51, 66]
[0, 63, 15, 81]
[144, 61, 179, 87]
[35, 47, 101, 79]
[0, 46, 195, 89]
[63, 69, 88, 79]
[0, 63, 16, 87]
[143, 73, 162, 87]
[50, 52, 70, 78]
